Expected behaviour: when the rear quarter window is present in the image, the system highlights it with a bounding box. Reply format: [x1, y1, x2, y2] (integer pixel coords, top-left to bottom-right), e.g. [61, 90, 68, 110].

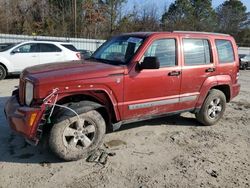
[215, 40, 235, 63]
[61, 44, 78, 51]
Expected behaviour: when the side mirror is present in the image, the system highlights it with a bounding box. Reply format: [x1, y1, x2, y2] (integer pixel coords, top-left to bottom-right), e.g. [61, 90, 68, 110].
[11, 49, 19, 55]
[139, 57, 160, 70]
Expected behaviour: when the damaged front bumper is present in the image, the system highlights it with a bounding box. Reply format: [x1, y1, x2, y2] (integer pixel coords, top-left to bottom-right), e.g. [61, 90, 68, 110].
[4, 95, 46, 145]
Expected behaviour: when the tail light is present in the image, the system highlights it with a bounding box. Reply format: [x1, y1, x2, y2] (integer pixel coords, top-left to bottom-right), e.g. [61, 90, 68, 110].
[76, 52, 81, 59]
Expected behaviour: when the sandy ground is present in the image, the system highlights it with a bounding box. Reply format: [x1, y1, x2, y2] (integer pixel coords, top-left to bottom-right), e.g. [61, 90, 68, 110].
[0, 72, 249, 188]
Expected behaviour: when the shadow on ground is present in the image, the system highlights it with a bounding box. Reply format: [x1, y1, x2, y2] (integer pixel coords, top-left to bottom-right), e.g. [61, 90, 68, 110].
[5, 75, 20, 79]
[118, 114, 202, 132]
[0, 96, 61, 164]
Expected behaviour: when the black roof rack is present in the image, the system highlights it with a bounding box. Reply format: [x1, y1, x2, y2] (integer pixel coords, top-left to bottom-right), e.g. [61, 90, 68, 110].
[33, 38, 70, 42]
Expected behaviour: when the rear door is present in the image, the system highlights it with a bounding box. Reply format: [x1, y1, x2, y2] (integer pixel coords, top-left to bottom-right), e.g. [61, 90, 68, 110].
[38, 43, 64, 64]
[179, 37, 216, 110]
[214, 38, 238, 86]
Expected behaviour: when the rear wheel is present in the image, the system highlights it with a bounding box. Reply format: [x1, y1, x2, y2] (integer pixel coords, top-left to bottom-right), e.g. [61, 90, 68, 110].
[49, 110, 106, 161]
[0, 65, 7, 80]
[195, 89, 226, 126]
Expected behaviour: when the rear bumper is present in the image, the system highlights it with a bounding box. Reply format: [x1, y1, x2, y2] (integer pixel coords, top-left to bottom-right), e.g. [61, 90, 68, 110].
[4, 95, 45, 144]
[232, 83, 240, 99]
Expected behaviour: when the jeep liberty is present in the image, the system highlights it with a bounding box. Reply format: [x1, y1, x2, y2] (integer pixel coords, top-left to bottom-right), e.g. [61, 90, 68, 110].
[5, 32, 240, 160]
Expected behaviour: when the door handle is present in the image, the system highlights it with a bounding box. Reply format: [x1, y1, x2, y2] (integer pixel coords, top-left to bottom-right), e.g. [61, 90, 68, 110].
[205, 67, 215, 72]
[168, 71, 181, 76]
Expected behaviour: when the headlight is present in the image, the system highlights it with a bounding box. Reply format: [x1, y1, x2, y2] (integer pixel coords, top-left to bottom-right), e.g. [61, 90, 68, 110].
[25, 81, 33, 106]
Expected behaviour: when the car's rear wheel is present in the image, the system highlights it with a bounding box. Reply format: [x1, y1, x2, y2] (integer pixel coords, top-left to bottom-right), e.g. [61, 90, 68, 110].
[49, 110, 106, 161]
[195, 89, 226, 126]
[0, 64, 7, 80]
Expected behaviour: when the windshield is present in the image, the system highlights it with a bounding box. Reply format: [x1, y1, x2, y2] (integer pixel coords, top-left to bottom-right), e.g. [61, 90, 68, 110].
[91, 36, 144, 65]
[239, 54, 246, 58]
[0, 43, 19, 52]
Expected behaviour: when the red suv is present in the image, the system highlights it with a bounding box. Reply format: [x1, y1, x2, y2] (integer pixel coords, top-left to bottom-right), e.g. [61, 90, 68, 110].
[5, 32, 240, 160]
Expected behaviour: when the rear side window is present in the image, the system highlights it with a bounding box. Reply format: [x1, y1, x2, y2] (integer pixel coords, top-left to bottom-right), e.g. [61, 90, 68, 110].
[215, 40, 235, 63]
[183, 39, 211, 65]
[144, 39, 176, 67]
[61, 44, 78, 51]
[39, 43, 62, 52]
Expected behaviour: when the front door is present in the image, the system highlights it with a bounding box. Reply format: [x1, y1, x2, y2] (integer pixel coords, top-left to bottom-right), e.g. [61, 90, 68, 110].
[123, 37, 181, 120]
[10, 43, 40, 72]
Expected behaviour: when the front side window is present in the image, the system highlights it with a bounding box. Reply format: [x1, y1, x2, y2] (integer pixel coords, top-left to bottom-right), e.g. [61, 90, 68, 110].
[183, 39, 211, 65]
[92, 36, 144, 65]
[14, 43, 39, 53]
[215, 40, 234, 63]
[143, 39, 176, 67]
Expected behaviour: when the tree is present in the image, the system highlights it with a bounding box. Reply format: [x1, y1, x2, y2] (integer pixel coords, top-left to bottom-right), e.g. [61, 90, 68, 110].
[161, 0, 216, 31]
[81, 0, 107, 38]
[216, 0, 247, 36]
[161, 0, 194, 31]
[190, 0, 216, 31]
[100, 0, 126, 35]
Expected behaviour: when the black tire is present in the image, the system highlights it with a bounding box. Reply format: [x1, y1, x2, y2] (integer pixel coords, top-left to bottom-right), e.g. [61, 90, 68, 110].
[49, 110, 106, 161]
[0, 64, 7, 80]
[195, 89, 226, 126]
[243, 63, 247, 70]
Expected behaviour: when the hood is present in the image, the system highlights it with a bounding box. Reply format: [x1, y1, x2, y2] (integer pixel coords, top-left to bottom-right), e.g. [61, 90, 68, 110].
[23, 60, 125, 84]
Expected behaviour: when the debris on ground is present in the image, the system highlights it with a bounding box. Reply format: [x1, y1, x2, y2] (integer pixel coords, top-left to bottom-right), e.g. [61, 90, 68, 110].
[86, 148, 116, 165]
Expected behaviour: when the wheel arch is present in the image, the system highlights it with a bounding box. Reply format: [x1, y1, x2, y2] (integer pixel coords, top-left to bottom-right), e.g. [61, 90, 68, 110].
[0, 56, 13, 73]
[51, 91, 119, 133]
[0, 62, 8, 73]
[196, 75, 232, 109]
[211, 85, 230, 102]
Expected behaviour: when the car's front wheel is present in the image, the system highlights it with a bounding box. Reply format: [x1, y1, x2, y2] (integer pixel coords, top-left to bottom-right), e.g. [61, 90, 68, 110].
[49, 110, 106, 161]
[243, 63, 247, 70]
[195, 89, 226, 126]
[0, 64, 7, 80]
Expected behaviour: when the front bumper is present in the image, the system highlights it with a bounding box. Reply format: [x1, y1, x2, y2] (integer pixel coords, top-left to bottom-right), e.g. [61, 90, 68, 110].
[4, 95, 45, 144]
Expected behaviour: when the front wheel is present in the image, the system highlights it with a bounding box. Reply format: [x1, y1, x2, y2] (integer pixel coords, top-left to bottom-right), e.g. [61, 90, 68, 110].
[49, 110, 106, 161]
[0, 65, 7, 80]
[243, 63, 247, 70]
[195, 89, 226, 126]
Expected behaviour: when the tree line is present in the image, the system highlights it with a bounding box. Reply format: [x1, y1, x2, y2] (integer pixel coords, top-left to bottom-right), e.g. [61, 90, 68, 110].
[0, 0, 249, 46]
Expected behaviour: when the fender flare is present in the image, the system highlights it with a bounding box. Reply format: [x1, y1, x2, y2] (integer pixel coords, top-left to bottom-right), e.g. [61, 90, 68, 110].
[195, 75, 232, 109]
[52, 100, 104, 124]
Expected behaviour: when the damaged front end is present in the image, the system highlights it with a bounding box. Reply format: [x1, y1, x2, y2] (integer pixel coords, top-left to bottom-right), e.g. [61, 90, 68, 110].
[4, 85, 76, 145]
[4, 92, 47, 145]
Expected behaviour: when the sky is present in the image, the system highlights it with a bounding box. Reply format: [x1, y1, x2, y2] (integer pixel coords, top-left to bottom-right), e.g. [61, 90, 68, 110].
[125, 0, 250, 15]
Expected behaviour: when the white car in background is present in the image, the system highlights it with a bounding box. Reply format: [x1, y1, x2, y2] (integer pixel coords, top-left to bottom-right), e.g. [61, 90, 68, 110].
[0, 41, 81, 80]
